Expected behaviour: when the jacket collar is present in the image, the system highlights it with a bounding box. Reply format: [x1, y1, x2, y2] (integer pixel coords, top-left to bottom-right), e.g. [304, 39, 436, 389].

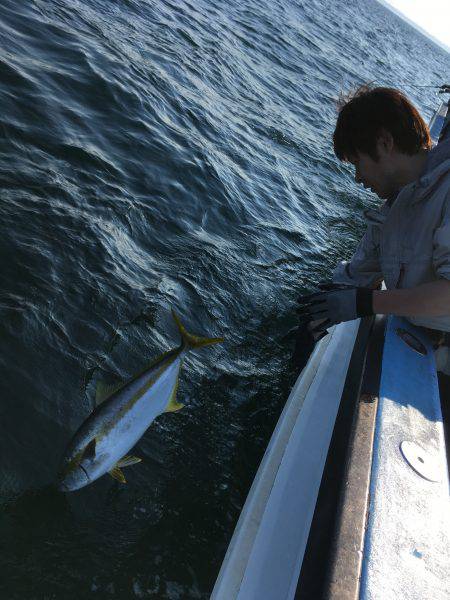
[363, 202, 389, 226]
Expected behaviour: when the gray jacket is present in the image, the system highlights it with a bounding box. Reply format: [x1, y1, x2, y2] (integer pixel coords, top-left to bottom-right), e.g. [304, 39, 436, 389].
[332, 142, 450, 332]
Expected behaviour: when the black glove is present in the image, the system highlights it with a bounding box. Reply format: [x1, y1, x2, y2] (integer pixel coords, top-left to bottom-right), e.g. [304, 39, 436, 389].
[297, 282, 374, 334]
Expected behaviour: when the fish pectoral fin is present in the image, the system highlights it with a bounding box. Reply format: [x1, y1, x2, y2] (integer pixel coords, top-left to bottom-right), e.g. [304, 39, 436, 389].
[82, 438, 97, 460]
[117, 455, 142, 468]
[109, 467, 126, 483]
[165, 377, 184, 413]
[109, 456, 141, 481]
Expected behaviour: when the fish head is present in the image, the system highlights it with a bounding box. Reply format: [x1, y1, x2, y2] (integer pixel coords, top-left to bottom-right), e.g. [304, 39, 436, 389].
[56, 460, 90, 492]
[57, 438, 98, 492]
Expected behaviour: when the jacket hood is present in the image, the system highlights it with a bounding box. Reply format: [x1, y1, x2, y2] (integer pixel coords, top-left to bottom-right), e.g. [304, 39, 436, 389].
[414, 156, 450, 202]
[425, 137, 450, 173]
[412, 135, 450, 201]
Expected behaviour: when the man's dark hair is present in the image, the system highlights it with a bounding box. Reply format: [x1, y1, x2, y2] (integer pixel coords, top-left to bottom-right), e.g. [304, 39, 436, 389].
[333, 85, 432, 161]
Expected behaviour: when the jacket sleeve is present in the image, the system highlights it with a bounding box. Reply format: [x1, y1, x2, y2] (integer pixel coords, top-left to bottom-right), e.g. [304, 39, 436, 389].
[332, 224, 383, 288]
[433, 190, 450, 280]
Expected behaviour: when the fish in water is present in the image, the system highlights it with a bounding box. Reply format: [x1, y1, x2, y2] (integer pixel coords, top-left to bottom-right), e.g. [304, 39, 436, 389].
[57, 310, 223, 492]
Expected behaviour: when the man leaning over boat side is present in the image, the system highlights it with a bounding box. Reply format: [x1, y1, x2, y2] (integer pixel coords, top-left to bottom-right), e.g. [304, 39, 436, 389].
[296, 86, 450, 445]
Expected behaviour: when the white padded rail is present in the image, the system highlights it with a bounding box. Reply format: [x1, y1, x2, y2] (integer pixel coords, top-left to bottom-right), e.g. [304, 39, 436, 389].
[212, 319, 360, 600]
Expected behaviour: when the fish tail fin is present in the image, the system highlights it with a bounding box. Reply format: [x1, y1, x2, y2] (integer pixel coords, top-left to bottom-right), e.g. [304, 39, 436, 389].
[171, 309, 224, 350]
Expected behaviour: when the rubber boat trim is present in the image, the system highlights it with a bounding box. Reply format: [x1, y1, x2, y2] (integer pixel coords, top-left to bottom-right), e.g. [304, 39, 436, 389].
[322, 315, 387, 600]
[295, 314, 380, 599]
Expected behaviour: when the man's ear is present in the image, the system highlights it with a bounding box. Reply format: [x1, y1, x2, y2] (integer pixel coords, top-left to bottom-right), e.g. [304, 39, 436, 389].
[376, 129, 394, 155]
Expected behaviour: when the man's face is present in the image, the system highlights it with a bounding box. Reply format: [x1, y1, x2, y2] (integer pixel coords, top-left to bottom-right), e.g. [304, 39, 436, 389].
[348, 134, 397, 200]
[349, 150, 396, 200]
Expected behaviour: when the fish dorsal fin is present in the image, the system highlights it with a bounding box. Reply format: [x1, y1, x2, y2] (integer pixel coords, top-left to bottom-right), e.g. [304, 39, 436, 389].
[117, 455, 142, 468]
[109, 467, 126, 483]
[82, 438, 97, 460]
[165, 375, 184, 413]
[95, 380, 123, 405]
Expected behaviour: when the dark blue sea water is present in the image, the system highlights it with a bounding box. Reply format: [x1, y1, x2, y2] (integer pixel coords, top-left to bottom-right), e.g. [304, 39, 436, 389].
[0, 0, 448, 597]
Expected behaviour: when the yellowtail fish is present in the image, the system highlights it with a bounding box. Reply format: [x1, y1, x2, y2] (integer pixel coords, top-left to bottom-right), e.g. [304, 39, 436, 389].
[57, 309, 223, 492]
